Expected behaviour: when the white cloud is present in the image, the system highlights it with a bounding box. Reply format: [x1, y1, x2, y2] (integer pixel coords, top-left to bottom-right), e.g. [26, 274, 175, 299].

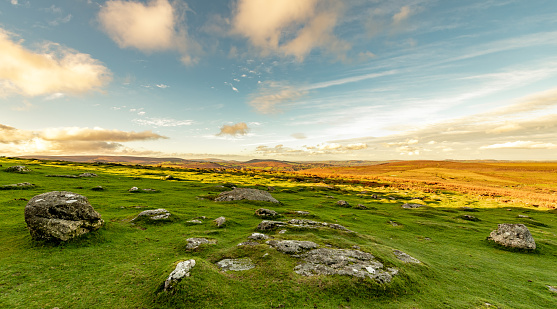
[480, 141, 557, 150]
[0, 28, 111, 97]
[11, 0, 18, 5]
[133, 117, 194, 127]
[156, 84, 169, 89]
[217, 122, 249, 136]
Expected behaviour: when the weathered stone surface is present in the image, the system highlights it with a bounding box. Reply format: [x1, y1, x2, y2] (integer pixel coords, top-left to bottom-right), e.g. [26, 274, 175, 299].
[215, 188, 279, 203]
[129, 187, 140, 192]
[548, 286, 557, 294]
[248, 232, 270, 240]
[401, 203, 422, 209]
[461, 214, 480, 221]
[295, 211, 310, 215]
[257, 220, 286, 231]
[518, 215, 530, 218]
[185, 237, 217, 250]
[355, 204, 368, 210]
[46, 174, 79, 178]
[79, 173, 98, 177]
[255, 208, 279, 218]
[214, 216, 226, 227]
[133, 209, 171, 221]
[187, 219, 203, 224]
[257, 219, 354, 233]
[237, 241, 260, 246]
[393, 250, 421, 263]
[293, 248, 398, 283]
[216, 258, 255, 271]
[164, 259, 195, 291]
[5, 165, 30, 173]
[0, 182, 34, 190]
[24, 191, 104, 241]
[336, 200, 350, 207]
[266, 239, 318, 254]
[488, 224, 536, 250]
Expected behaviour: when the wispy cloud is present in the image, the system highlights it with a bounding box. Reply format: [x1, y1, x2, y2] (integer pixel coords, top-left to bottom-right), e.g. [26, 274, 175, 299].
[133, 117, 194, 127]
[217, 122, 249, 136]
[480, 141, 557, 150]
[0, 28, 111, 97]
[249, 81, 307, 114]
[254, 142, 367, 156]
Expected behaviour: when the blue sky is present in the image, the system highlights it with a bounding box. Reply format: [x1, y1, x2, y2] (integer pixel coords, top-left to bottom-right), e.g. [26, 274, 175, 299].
[1, 0, 557, 161]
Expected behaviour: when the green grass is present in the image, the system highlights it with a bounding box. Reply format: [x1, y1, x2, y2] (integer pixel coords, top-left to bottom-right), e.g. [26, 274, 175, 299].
[0, 157, 556, 308]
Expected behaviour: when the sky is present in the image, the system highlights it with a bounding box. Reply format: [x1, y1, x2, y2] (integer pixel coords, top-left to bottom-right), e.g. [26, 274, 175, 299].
[1, 0, 557, 161]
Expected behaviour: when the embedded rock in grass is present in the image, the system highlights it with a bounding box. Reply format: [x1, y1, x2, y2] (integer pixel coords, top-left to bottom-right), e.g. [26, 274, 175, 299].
[187, 219, 203, 224]
[0, 182, 35, 190]
[266, 240, 318, 254]
[401, 203, 422, 209]
[5, 165, 30, 173]
[217, 258, 255, 271]
[548, 286, 557, 294]
[355, 204, 368, 210]
[79, 173, 98, 177]
[295, 211, 310, 215]
[24, 191, 104, 241]
[214, 216, 226, 227]
[133, 209, 171, 221]
[294, 248, 398, 284]
[336, 200, 350, 207]
[393, 250, 421, 263]
[488, 224, 536, 250]
[129, 187, 140, 192]
[255, 208, 279, 218]
[461, 215, 480, 221]
[238, 241, 259, 246]
[288, 219, 354, 233]
[215, 188, 279, 203]
[257, 220, 286, 231]
[185, 237, 217, 250]
[248, 232, 270, 240]
[46, 174, 79, 178]
[517, 215, 529, 218]
[164, 259, 195, 291]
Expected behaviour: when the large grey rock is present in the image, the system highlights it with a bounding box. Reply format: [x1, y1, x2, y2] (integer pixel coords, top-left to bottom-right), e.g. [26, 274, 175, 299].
[164, 259, 195, 291]
[216, 258, 255, 271]
[488, 224, 536, 250]
[185, 237, 217, 250]
[266, 239, 318, 254]
[393, 250, 421, 263]
[0, 182, 35, 190]
[255, 208, 279, 218]
[24, 191, 104, 241]
[294, 248, 398, 284]
[215, 188, 279, 203]
[5, 165, 30, 173]
[132, 209, 171, 221]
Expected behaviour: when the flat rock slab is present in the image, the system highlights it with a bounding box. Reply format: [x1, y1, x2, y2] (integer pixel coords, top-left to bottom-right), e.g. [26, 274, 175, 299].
[0, 182, 35, 190]
[216, 258, 255, 271]
[133, 209, 171, 221]
[186, 237, 217, 250]
[24, 191, 104, 241]
[164, 259, 195, 291]
[294, 248, 398, 284]
[266, 240, 319, 254]
[488, 223, 536, 250]
[402, 203, 423, 209]
[215, 188, 279, 203]
[393, 250, 421, 263]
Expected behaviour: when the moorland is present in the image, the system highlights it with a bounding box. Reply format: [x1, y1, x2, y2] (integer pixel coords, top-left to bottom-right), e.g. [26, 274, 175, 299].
[1, 156, 556, 308]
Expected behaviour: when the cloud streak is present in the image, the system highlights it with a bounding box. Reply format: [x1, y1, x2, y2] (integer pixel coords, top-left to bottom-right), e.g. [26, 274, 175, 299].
[0, 28, 111, 97]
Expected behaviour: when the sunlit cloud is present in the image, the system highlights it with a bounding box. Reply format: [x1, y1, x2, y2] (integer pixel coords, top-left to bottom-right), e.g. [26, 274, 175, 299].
[217, 122, 250, 136]
[231, 0, 349, 61]
[255, 142, 367, 156]
[249, 81, 307, 114]
[133, 117, 194, 127]
[480, 141, 557, 150]
[0, 28, 111, 97]
[98, 0, 199, 65]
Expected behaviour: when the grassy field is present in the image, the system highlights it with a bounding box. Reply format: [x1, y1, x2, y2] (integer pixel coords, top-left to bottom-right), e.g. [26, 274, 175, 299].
[1, 157, 556, 308]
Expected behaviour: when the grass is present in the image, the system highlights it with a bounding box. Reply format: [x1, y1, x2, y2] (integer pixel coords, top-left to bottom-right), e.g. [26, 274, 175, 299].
[0, 157, 556, 308]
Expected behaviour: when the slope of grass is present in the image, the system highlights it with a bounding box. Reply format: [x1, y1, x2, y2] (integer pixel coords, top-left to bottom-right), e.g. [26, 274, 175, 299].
[0, 157, 556, 308]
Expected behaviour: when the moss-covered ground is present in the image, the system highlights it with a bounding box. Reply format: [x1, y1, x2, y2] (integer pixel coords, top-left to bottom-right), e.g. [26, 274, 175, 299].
[0, 157, 556, 308]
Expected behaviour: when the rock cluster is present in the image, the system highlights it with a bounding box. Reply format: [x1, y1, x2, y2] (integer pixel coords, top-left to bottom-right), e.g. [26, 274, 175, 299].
[5, 165, 31, 173]
[215, 188, 279, 203]
[24, 191, 104, 241]
[488, 224, 536, 250]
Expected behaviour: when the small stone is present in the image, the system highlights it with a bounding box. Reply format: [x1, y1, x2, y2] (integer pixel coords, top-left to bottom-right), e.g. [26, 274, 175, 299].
[336, 200, 350, 207]
[79, 173, 97, 177]
[488, 224, 536, 250]
[237, 241, 259, 246]
[401, 203, 422, 209]
[547, 285, 557, 293]
[164, 259, 195, 291]
[248, 232, 270, 240]
[389, 221, 400, 227]
[371, 194, 378, 199]
[255, 208, 279, 218]
[216, 258, 255, 271]
[187, 219, 202, 224]
[461, 214, 480, 221]
[518, 215, 530, 218]
[352, 245, 361, 250]
[295, 211, 310, 215]
[393, 250, 421, 263]
[128, 187, 140, 192]
[278, 229, 287, 234]
[355, 204, 368, 210]
[185, 238, 217, 250]
[133, 209, 171, 221]
[214, 216, 226, 227]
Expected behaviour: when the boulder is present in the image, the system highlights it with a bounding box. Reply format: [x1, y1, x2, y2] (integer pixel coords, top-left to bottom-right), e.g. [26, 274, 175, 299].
[214, 216, 226, 227]
[132, 209, 171, 221]
[294, 248, 398, 284]
[185, 237, 217, 250]
[257, 220, 286, 231]
[24, 191, 104, 241]
[255, 208, 279, 218]
[5, 165, 30, 173]
[401, 203, 422, 209]
[336, 200, 350, 207]
[488, 224, 536, 250]
[266, 239, 318, 254]
[0, 182, 35, 190]
[216, 258, 255, 271]
[164, 259, 195, 291]
[215, 188, 279, 203]
[393, 250, 421, 263]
